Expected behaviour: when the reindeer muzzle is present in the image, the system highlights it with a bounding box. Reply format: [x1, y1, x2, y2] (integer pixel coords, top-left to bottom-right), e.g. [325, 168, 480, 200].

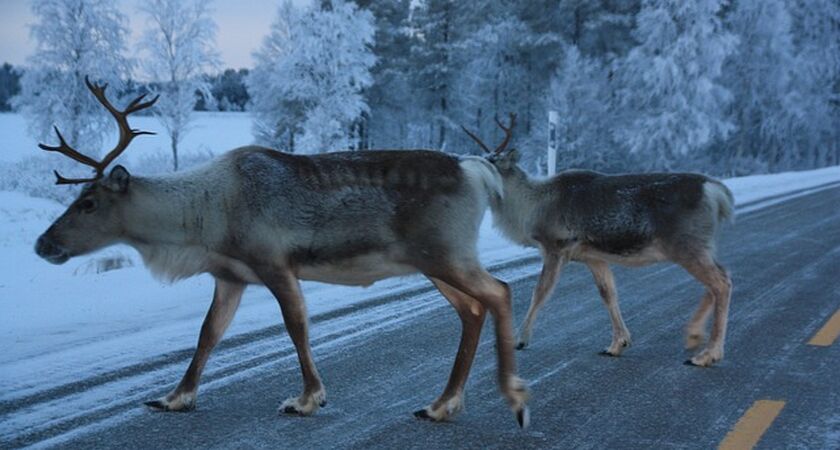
[35, 234, 70, 265]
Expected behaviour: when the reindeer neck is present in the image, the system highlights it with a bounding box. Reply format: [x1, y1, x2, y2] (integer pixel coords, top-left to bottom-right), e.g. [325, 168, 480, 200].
[492, 166, 543, 247]
[119, 171, 229, 249]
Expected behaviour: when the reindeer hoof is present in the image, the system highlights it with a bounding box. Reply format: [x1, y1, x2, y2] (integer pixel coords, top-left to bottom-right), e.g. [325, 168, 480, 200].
[515, 342, 528, 350]
[414, 409, 432, 420]
[144, 392, 195, 412]
[278, 389, 326, 416]
[144, 400, 168, 411]
[143, 400, 194, 412]
[516, 406, 530, 429]
[598, 349, 619, 357]
[686, 349, 722, 367]
[282, 405, 300, 415]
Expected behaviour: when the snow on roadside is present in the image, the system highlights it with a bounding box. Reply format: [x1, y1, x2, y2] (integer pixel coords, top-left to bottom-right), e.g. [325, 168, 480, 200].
[1, 160, 838, 402]
[725, 165, 840, 205]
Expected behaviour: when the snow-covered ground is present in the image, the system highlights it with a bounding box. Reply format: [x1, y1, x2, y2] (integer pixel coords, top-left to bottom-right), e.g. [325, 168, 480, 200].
[1, 109, 839, 411]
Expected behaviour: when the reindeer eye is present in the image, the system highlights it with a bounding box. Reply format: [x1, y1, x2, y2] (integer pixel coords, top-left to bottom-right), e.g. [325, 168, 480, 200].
[77, 198, 97, 213]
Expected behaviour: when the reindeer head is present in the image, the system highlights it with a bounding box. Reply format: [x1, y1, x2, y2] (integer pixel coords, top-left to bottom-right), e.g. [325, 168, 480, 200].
[460, 113, 520, 172]
[35, 77, 157, 264]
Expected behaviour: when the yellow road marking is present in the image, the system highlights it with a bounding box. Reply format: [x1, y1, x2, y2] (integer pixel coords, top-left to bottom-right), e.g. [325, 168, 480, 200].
[808, 308, 840, 346]
[719, 400, 785, 450]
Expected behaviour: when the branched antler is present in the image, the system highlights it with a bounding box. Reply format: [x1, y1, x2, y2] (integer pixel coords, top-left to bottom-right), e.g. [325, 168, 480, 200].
[460, 113, 517, 158]
[38, 76, 159, 185]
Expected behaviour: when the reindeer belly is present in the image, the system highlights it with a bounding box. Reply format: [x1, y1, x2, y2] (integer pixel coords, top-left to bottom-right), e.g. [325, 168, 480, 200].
[297, 252, 416, 286]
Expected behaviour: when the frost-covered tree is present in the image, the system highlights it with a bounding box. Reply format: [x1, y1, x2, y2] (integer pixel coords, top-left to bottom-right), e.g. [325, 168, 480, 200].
[721, 0, 800, 173]
[12, 0, 132, 154]
[549, 45, 616, 171]
[139, 0, 220, 171]
[453, 14, 533, 151]
[248, 0, 375, 153]
[615, 0, 737, 168]
[788, 0, 840, 168]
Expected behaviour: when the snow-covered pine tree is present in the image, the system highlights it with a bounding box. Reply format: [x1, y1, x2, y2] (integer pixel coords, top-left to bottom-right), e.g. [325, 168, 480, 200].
[355, 0, 412, 148]
[0, 63, 22, 111]
[12, 0, 132, 155]
[409, 0, 458, 149]
[615, 0, 737, 169]
[456, 1, 530, 127]
[248, 0, 375, 154]
[139, 0, 220, 171]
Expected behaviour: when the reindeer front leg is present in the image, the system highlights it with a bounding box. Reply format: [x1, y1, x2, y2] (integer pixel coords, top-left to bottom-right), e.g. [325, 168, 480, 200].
[146, 278, 245, 411]
[516, 252, 567, 350]
[256, 266, 326, 416]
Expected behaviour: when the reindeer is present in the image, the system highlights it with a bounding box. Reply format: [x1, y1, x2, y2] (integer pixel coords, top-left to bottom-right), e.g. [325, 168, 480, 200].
[34, 77, 530, 427]
[461, 115, 734, 367]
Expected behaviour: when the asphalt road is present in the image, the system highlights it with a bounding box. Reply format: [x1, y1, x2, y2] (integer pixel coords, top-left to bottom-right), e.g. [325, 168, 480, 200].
[11, 186, 840, 449]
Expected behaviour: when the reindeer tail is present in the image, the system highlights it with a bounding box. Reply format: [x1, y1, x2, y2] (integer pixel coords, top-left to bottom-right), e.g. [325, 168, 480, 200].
[460, 156, 504, 202]
[704, 179, 735, 225]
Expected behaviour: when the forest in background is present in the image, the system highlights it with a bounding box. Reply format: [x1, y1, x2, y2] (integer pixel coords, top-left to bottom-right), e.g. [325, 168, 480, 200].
[1, 0, 838, 204]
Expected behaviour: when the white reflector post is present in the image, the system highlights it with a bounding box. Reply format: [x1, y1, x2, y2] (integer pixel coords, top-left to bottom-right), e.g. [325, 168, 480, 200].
[548, 110, 559, 176]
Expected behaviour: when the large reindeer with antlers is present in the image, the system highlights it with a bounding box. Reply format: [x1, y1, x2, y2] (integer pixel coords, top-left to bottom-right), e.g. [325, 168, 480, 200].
[462, 115, 734, 367]
[34, 77, 530, 427]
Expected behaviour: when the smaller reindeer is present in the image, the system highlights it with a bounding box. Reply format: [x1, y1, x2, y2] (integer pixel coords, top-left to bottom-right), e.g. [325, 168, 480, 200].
[462, 115, 734, 367]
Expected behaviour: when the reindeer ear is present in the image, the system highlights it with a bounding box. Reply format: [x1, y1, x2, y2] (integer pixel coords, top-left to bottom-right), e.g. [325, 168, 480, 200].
[497, 149, 520, 168]
[103, 165, 130, 193]
[508, 148, 521, 162]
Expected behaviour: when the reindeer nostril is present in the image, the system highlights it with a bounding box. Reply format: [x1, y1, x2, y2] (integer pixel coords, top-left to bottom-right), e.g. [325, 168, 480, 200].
[36, 235, 57, 256]
[35, 235, 70, 264]
[35, 236, 48, 255]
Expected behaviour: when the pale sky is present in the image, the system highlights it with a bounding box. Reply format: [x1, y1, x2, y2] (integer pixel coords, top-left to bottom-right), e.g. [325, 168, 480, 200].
[0, 0, 311, 70]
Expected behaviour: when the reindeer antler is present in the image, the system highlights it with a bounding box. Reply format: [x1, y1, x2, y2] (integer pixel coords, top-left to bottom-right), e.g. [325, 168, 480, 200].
[38, 76, 159, 185]
[460, 113, 517, 158]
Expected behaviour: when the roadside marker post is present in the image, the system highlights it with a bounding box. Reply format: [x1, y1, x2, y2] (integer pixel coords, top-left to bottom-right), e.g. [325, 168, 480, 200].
[548, 110, 559, 176]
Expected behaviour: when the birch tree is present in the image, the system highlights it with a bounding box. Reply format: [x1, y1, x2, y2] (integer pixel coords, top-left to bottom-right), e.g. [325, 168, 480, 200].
[139, 0, 220, 171]
[13, 0, 132, 154]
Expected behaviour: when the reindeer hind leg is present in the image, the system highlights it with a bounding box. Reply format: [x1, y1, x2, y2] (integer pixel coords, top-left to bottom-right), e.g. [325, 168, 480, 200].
[685, 290, 714, 350]
[427, 263, 530, 428]
[678, 255, 732, 367]
[414, 277, 486, 422]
